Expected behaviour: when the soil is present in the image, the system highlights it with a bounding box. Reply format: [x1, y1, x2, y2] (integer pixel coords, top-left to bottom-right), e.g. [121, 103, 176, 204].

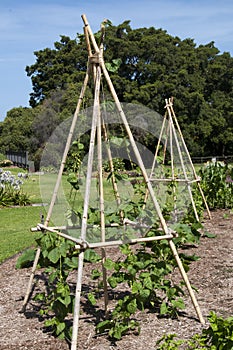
[0, 209, 232, 350]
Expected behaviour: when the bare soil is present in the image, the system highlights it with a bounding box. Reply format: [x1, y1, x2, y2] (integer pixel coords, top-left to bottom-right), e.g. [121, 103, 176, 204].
[0, 209, 232, 350]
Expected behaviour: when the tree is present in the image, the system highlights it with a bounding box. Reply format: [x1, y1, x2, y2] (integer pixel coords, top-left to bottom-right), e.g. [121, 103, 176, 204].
[22, 21, 233, 158]
[0, 107, 35, 154]
[26, 35, 87, 107]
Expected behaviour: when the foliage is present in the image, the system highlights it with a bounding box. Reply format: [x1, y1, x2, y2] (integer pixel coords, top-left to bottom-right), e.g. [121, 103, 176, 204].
[31, 225, 199, 341]
[155, 311, 233, 349]
[0, 107, 35, 154]
[28, 166, 204, 341]
[95, 240, 188, 339]
[65, 141, 84, 174]
[32, 231, 101, 340]
[0, 22, 231, 161]
[16, 248, 36, 269]
[0, 169, 30, 206]
[198, 161, 233, 209]
[0, 22, 232, 170]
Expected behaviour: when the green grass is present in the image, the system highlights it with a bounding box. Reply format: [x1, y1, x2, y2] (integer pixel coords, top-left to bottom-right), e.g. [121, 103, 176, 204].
[0, 165, 138, 261]
[0, 168, 45, 263]
[0, 167, 120, 264]
[0, 206, 45, 263]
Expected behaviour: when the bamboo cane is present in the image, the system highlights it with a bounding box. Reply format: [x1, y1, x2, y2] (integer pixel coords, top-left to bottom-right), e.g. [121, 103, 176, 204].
[166, 100, 200, 222]
[100, 59, 205, 324]
[71, 61, 101, 350]
[96, 72, 109, 314]
[168, 239, 205, 324]
[21, 68, 90, 312]
[143, 109, 168, 208]
[169, 99, 211, 219]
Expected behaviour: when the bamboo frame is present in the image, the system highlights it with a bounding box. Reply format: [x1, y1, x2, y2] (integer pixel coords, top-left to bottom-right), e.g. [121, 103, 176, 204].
[145, 97, 211, 222]
[22, 14, 206, 350]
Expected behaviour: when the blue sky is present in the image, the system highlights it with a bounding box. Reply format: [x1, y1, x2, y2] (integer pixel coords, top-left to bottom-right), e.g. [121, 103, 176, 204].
[0, 0, 233, 121]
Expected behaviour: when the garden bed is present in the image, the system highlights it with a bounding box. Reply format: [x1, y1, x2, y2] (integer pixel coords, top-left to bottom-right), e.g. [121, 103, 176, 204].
[0, 209, 232, 349]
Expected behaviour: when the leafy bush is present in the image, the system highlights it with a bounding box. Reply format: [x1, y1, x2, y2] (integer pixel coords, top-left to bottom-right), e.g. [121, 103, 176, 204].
[155, 311, 233, 349]
[198, 162, 233, 209]
[16, 249, 36, 268]
[0, 169, 30, 206]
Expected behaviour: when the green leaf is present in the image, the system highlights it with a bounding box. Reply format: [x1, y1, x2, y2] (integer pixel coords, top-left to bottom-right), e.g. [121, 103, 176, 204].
[108, 276, 118, 288]
[84, 249, 101, 263]
[48, 247, 60, 264]
[33, 292, 45, 301]
[160, 302, 168, 315]
[91, 268, 101, 280]
[88, 292, 97, 306]
[171, 298, 185, 310]
[111, 326, 123, 340]
[143, 276, 153, 290]
[96, 319, 111, 333]
[126, 298, 137, 314]
[56, 321, 66, 336]
[131, 281, 142, 294]
[104, 258, 116, 270]
[139, 288, 150, 300]
[16, 249, 36, 269]
[58, 295, 71, 307]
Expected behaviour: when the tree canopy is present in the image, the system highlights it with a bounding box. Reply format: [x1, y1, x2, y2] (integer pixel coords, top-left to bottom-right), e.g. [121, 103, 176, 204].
[0, 20, 233, 166]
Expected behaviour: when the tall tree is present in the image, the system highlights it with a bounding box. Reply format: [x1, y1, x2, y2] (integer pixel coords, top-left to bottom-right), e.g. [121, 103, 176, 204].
[0, 107, 35, 153]
[24, 21, 233, 157]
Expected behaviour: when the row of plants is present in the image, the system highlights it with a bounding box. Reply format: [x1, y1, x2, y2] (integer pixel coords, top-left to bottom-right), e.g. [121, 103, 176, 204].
[17, 160, 233, 346]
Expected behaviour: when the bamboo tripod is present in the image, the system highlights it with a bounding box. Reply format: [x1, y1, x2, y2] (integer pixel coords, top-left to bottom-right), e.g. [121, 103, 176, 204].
[22, 15, 205, 350]
[145, 97, 211, 222]
[144, 97, 211, 221]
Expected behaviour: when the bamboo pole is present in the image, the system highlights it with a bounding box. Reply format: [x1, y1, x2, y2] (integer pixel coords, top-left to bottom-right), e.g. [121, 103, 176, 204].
[82, 14, 100, 55]
[77, 234, 175, 249]
[168, 239, 205, 324]
[96, 73, 109, 314]
[100, 61, 170, 235]
[165, 99, 200, 222]
[32, 225, 176, 249]
[21, 68, 90, 312]
[101, 116, 124, 221]
[100, 59, 205, 324]
[99, 23, 109, 314]
[143, 110, 168, 208]
[169, 99, 211, 219]
[71, 60, 101, 350]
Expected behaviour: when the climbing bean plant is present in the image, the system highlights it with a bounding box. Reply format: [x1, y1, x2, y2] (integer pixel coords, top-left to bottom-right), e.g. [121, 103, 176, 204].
[18, 163, 206, 342]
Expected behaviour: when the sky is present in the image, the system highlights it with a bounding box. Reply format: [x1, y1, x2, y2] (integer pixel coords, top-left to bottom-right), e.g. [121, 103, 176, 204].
[1, 0, 233, 121]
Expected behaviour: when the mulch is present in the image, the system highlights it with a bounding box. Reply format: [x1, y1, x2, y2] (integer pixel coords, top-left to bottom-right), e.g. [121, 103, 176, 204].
[0, 209, 232, 349]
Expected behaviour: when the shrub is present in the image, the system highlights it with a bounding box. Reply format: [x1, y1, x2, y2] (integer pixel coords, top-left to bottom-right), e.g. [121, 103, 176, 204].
[197, 161, 233, 209]
[0, 169, 30, 206]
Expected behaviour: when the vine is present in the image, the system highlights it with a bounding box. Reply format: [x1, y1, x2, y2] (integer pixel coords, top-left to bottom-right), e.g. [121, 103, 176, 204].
[17, 165, 207, 342]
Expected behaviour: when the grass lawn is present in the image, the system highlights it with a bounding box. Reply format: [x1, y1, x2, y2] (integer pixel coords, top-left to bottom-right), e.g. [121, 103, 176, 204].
[0, 168, 45, 263]
[0, 206, 45, 264]
[0, 167, 121, 264]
